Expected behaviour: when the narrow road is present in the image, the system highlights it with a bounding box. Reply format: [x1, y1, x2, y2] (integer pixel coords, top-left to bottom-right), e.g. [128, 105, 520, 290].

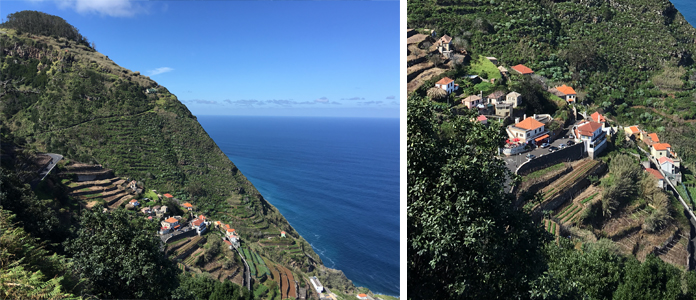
[233, 245, 251, 291]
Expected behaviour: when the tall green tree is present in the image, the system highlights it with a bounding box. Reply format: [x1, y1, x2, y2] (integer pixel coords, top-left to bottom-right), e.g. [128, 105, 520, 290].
[407, 94, 549, 299]
[63, 209, 178, 299]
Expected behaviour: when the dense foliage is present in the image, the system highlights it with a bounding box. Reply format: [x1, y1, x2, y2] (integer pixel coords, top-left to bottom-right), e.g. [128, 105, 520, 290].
[172, 272, 252, 300]
[0, 11, 90, 46]
[63, 209, 179, 299]
[407, 94, 549, 299]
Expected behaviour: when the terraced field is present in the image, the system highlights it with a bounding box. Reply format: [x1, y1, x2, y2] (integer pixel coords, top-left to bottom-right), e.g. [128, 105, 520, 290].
[540, 159, 600, 202]
[61, 163, 134, 211]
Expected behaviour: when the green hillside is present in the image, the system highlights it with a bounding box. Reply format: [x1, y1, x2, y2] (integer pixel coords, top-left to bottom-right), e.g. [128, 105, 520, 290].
[0, 10, 360, 299]
[408, 0, 696, 171]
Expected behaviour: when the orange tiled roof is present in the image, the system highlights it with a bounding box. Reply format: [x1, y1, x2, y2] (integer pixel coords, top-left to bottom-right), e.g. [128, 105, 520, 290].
[358, 294, 367, 298]
[192, 219, 203, 226]
[645, 168, 664, 180]
[477, 115, 488, 121]
[628, 126, 639, 134]
[577, 122, 603, 137]
[511, 64, 533, 75]
[648, 133, 659, 142]
[164, 217, 178, 223]
[591, 112, 606, 123]
[182, 202, 193, 208]
[652, 143, 671, 151]
[227, 228, 236, 232]
[556, 84, 576, 95]
[435, 77, 454, 85]
[163, 193, 174, 198]
[281, 231, 286, 234]
[514, 117, 545, 131]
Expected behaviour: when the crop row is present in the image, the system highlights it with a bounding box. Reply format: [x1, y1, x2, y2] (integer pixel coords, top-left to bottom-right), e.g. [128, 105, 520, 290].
[581, 192, 599, 204]
[543, 160, 599, 201]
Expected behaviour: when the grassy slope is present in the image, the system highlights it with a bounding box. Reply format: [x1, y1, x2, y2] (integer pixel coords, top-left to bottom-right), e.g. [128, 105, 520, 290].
[0, 27, 356, 293]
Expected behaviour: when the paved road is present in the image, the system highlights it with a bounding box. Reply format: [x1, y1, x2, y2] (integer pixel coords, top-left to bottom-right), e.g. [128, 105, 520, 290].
[39, 153, 63, 180]
[233, 245, 251, 290]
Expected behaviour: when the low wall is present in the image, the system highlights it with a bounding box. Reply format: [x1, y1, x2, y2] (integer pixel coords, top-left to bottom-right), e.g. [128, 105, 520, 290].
[517, 143, 585, 176]
[163, 227, 197, 244]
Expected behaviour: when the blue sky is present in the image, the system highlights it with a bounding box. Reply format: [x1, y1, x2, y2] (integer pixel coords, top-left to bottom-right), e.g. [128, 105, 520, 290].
[1, 0, 400, 118]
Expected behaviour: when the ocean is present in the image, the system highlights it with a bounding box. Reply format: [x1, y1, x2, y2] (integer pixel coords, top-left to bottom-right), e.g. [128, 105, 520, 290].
[197, 116, 400, 296]
[672, 0, 696, 27]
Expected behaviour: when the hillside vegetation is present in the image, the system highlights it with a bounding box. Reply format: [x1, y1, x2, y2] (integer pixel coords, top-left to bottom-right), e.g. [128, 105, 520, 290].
[0, 11, 362, 299]
[408, 0, 696, 170]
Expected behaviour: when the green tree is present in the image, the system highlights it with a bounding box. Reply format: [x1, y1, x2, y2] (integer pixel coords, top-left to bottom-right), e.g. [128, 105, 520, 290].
[614, 254, 686, 300]
[408, 94, 549, 299]
[63, 209, 178, 299]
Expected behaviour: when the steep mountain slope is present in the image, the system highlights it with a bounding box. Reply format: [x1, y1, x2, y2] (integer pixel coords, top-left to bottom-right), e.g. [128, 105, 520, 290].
[0, 11, 363, 298]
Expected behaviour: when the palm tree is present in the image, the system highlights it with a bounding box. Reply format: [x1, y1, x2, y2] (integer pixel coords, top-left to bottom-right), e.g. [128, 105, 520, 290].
[427, 87, 447, 101]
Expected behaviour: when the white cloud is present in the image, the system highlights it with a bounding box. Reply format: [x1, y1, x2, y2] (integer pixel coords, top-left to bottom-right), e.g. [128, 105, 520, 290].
[56, 0, 144, 17]
[148, 67, 173, 76]
[315, 97, 329, 103]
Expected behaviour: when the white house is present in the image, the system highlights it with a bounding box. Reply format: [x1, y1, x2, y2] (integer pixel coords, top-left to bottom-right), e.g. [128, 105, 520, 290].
[310, 276, 324, 294]
[550, 85, 577, 103]
[574, 121, 607, 158]
[506, 117, 547, 145]
[160, 217, 179, 235]
[658, 156, 682, 183]
[191, 215, 208, 236]
[506, 91, 522, 108]
[435, 77, 458, 94]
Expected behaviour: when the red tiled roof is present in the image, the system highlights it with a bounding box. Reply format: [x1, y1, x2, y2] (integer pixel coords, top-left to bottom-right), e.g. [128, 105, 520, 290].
[590, 112, 606, 123]
[281, 231, 286, 234]
[163, 193, 174, 198]
[652, 143, 671, 151]
[556, 84, 576, 95]
[182, 202, 193, 208]
[577, 121, 602, 137]
[129, 199, 138, 203]
[511, 64, 533, 75]
[645, 168, 664, 180]
[627, 126, 639, 134]
[224, 240, 232, 246]
[435, 77, 454, 85]
[477, 115, 488, 121]
[227, 228, 236, 232]
[648, 133, 659, 142]
[164, 217, 178, 223]
[358, 294, 368, 298]
[658, 156, 674, 165]
[514, 117, 545, 131]
[192, 219, 203, 226]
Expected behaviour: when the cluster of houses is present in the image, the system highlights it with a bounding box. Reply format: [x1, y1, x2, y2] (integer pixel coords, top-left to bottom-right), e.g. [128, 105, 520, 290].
[624, 125, 682, 185]
[213, 221, 241, 248]
[502, 111, 611, 158]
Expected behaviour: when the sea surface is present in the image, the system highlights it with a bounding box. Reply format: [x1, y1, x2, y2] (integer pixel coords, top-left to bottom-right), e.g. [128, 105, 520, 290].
[197, 116, 400, 296]
[673, 0, 696, 27]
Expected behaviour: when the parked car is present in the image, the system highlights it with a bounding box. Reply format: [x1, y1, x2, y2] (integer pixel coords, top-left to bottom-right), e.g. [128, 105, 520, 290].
[526, 154, 536, 160]
[567, 140, 575, 146]
[540, 143, 550, 148]
[549, 146, 559, 152]
[559, 144, 566, 149]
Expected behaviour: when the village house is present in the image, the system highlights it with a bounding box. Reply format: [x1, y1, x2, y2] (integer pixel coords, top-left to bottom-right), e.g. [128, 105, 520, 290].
[590, 111, 606, 125]
[549, 85, 577, 103]
[357, 294, 373, 300]
[624, 126, 640, 139]
[639, 131, 660, 147]
[462, 94, 483, 109]
[191, 215, 208, 236]
[573, 121, 607, 159]
[486, 90, 506, 105]
[163, 193, 174, 200]
[645, 168, 665, 190]
[651, 143, 673, 160]
[659, 156, 680, 176]
[511, 64, 534, 75]
[506, 91, 522, 108]
[140, 206, 151, 215]
[129, 199, 140, 207]
[507, 117, 548, 145]
[435, 77, 459, 94]
[182, 202, 194, 211]
[477, 115, 488, 125]
[128, 180, 137, 191]
[495, 102, 513, 118]
[437, 34, 453, 56]
[310, 276, 325, 294]
[160, 216, 180, 235]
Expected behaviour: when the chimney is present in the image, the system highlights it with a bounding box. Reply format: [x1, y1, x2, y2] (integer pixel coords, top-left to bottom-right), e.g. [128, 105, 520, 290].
[534, 114, 537, 120]
[515, 117, 520, 124]
[523, 114, 526, 120]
